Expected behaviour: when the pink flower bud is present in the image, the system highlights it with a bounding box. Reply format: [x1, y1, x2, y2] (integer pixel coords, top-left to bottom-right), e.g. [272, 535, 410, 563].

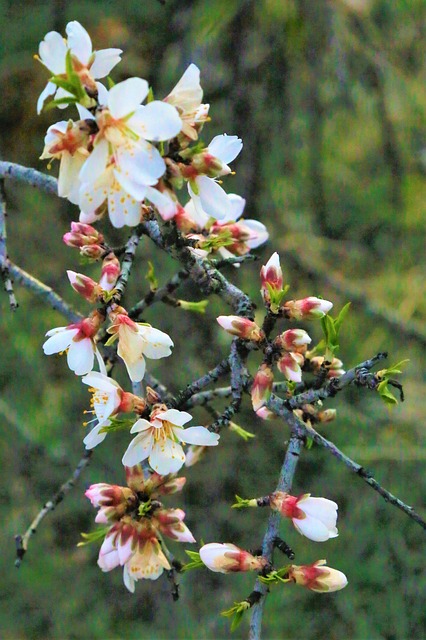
[199, 543, 268, 574]
[190, 152, 225, 178]
[274, 329, 312, 353]
[251, 364, 274, 411]
[217, 316, 264, 342]
[269, 492, 338, 542]
[260, 252, 283, 300]
[67, 270, 102, 303]
[63, 222, 104, 248]
[153, 508, 196, 543]
[283, 297, 333, 320]
[277, 352, 304, 383]
[99, 254, 121, 291]
[288, 560, 348, 592]
[79, 244, 105, 260]
[85, 483, 137, 522]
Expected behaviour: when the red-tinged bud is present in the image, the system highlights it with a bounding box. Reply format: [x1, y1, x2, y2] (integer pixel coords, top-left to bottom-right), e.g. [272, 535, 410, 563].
[155, 476, 187, 495]
[309, 356, 345, 378]
[63, 222, 104, 247]
[67, 270, 103, 303]
[85, 483, 137, 522]
[274, 329, 312, 354]
[217, 316, 265, 342]
[100, 253, 121, 291]
[261, 252, 283, 291]
[173, 205, 196, 233]
[256, 406, 277, 420]
[251, 364, 274, 411]
[199, 543, 268, 574]
[277, 352, 304, 383]
[79, 244, 105, 260]
[317, 409, 337, 423]
[288, 560, 348, 592]
[68, 309, 104, 342]
[190, 152, 224, 178]
[118, 391, 146, 415]
[152, 508, 196, 543]
[269, 492, 305, 518]
[283, 297, 333, 320]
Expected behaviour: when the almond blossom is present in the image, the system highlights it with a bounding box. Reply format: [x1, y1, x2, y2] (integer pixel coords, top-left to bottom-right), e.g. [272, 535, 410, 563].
[164, 63, 209, 140]
[106, 310, 173, 382]
[269, 492, 338, 542]
[199, 543, 268, 574]
[187, 134, 243, 220]
[283, 297, 333, 320]
[37, 21, 122, 113]
[122, 408, 219, 475]
[217, 316, 264, 342]
[42, 311, 104, 376]
[277, 351, 305, 383]
[81, 371, 146, 449]
[288, 560, 348, 592]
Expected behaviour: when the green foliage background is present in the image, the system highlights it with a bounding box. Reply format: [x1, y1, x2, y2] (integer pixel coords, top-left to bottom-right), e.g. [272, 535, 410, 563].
[0, 1, 425, 638]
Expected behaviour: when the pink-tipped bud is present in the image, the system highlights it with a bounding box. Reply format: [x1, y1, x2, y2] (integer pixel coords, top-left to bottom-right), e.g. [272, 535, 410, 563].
[85, 483, 137, 522]
[277, 352, 304, 383]
[274, 329, 312, 353]
[99, 253, 121, 291]
[63, 222, 104, 248]
[199, 543, 268, 574]
[156, 475, 187, 495]
[283, 297, 333, 320]
[190, 152, 225, 178]
[251, 364, 274, 412]
[79, 244, 105, 260]
[153, 508, 196, 543]
[288, 560, 348, 593]
[260, 252, 283, 301]
[270, 492, 339, 542]
[217, 316, 264, 342]
[67, 270, 102, 303]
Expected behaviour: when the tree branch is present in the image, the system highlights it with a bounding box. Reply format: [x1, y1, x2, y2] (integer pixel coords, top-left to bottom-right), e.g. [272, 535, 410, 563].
[0, 161, 58, 194]
[15, 450, 93, 567]
[0, 178, 18, 310]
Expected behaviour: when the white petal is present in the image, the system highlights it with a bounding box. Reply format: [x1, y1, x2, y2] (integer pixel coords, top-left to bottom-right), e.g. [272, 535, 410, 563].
[244, 220, 269, 248]
[108, 178, 142, 228]
[108, 78, 149, 120]
[166, 63, 202, 112]
[299, 497, 338, 529]
[67, 338, 94, 375]
[123, 564, 136, 593]
[79, 138, 109, 184]
[196, 176, 231, 221]
[226, 193, 246, 222]
[43, 328, 77, 354]
[176, 426, 220, 446]
[58, 153, 84, 199]
[83, 423, 108, 449]
[66, 21, 92, 65]
[184, 196, 209, 228]
[149, 440, 185, 475]
[117, 537, 134, 565]
[79, 177, 109, 216]
[139, 327, 173, 359]
[98, 548, 120, 571]
[293, 516, 332, 542]
[122, 355, 146, 383]
[113, 168, 148, 202]
[117, 143, 166, 187]
[133, 102, 181, 141]
[157, 409, 192, 427]
[82, 371, 120, 391]
[122, 432, 153, 466]
[207, 134, 243, 164]
[90, 49, 123, 78]
[76, 104, 96, 120]
[39, 31, 67, 74]
[145, 187, 177, 221]
[37, 82, 57, 114]
[130, 419, 153, 434]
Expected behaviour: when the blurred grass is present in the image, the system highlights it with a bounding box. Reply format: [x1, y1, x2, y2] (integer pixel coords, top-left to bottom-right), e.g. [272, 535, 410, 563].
[0, 0, 425, 638]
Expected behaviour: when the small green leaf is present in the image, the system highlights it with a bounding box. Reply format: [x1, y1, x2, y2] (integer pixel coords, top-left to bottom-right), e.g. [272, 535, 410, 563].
[181, 550, 204, 572]
[228, 422, 256, 441]
[77, 526, 110, 547]
[178, 299, 209, 314]
[231, 495, 257, 509]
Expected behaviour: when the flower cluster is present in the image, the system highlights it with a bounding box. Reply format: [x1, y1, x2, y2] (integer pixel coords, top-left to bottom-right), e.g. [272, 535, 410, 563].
[85, 466, 194, 591]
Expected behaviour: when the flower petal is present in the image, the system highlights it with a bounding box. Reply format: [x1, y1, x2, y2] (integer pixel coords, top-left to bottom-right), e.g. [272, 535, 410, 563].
[145, 187, 177, 221]
[108, 176, 142, 228]
[122, 431, 153, 466]
[67, 338, 94, 375]
[176, 426, 220, 446]
[43, 328, 77, 354]
[83, 423, 108, 449]
[90, 49, 123, 78]
[244, 220, 269, 248]
[132, 102, 181, 141]
[123, 564, 136, 593]
[108, 77, 149, 120]
[130, 418, 152, 434]
[66, 21, 92, 65]
[82, 371, 121, 392]
[195, 176, 231, 221]
[79, 138, 109, 184]
[139, 327, 174, 359]
[207, 134, 243, 164]
[166, 63, 202, 112]
[157, 409, 192, 426]
[149, 439, 185, 475]
[117, 143, 166, 187]
[37, 81, 57, 114]
[39, 31, 67, 74]
[292, 516, 332, 542]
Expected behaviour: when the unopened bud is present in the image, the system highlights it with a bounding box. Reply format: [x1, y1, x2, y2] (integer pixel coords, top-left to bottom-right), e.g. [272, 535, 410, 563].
[63, 222, 104, 248]
[274, 329, 312, 354]
[100, 253, 121, 291]
[288, 560, 348, 593]
[79, 244, 105, 260]
[277, 352, 304, 383]
[191, 152, 224, 178]
[217, 316, 264, 342]
[199, 543, 268, 574]
[67, 270, 102, 303]
[251, 364, 274, 411]
[283, 297, 333, 320]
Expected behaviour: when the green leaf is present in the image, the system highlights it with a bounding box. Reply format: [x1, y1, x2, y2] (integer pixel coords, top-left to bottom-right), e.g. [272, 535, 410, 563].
[377, 379, 398, 406]
[145, 261, 158, 290]
[334, 302, 351, 333]
[77, 526, 110, 547]
[181, 550, 204, 572]
[98, 417, 135, 434]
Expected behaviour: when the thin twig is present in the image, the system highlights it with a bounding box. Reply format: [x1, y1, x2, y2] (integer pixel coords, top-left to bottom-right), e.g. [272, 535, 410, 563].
[249, 433, 303, 640]
[15, 450, 93, 567]
[0, 161, 58, 194]
[113, 233, 140, 302]
[171, 357, 231, 409]
[0, 179, 18, 310]
[129, 269, 189, 319]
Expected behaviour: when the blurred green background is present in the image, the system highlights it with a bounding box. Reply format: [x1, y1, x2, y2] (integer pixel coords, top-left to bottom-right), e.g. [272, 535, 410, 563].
[0, 0, 425, 638]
